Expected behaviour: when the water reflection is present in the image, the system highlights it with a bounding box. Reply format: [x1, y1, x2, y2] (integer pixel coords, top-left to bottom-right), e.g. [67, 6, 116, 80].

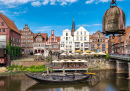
[0, 70, 130, 91]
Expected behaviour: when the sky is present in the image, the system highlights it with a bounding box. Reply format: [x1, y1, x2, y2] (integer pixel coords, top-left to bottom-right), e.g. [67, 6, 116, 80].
[0, 0, 130, 37]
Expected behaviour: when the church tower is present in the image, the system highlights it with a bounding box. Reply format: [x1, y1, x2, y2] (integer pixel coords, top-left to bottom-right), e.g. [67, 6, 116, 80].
[71, 17, 75, 36]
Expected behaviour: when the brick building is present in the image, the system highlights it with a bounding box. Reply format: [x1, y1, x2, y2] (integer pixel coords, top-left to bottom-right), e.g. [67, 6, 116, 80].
[33, 33, 48, 54]
[112, 26, 130, 54]
[20, 24, 34, 55]
[89, 30, 108, 53]
[0, 13, 21, 66]
[108, 36, 117, 54]
[46, 30, 60, 54]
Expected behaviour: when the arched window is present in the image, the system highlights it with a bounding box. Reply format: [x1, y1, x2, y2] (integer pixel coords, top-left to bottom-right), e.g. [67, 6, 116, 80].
[98, 34, 99, 38]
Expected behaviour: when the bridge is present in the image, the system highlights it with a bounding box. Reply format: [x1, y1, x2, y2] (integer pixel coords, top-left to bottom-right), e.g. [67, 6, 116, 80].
[109, 54, 130, 79]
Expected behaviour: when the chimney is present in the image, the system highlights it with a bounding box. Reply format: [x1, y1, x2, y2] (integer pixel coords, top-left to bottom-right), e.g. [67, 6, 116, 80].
[25, 24, 28, 28]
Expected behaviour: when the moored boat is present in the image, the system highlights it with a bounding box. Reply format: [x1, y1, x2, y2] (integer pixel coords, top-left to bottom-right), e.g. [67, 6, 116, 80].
[25, 73, 91, 84]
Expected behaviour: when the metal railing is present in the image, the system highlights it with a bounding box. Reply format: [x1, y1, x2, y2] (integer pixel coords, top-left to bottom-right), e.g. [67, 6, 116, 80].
[109, 54, 130, 61]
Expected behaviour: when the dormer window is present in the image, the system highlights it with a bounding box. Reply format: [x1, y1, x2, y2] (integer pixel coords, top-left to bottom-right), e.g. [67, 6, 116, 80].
[1, 22, 4, 26]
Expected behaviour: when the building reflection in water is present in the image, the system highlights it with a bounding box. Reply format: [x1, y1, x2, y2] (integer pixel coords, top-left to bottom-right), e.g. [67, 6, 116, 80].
[0, 70, 130, 91]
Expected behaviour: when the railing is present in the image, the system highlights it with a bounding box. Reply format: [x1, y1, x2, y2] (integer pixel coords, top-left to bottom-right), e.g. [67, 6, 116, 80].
[109, 54, 130, 61]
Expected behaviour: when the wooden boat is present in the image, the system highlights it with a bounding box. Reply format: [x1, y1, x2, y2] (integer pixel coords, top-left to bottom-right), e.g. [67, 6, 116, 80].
[25, 73, 91, 84]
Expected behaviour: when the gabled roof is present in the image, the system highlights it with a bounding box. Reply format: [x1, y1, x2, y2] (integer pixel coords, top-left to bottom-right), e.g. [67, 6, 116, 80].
[34, 33, 48, 42]
[89, 35, 92, 38]
[114, 36, 119, 44]
[0, 13, 20, 34]
[121, 26, 130, 42]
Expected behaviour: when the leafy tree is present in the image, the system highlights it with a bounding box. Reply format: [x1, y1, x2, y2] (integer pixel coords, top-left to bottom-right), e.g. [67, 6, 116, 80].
[105, 53, 109, 60]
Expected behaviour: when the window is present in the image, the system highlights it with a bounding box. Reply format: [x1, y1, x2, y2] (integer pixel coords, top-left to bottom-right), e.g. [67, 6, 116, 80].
[103, 39, 105, 42]
[91, 44, 95, 51]
[3, 29, 5, 32]
[1, 22, 4, 26]
[84, 31, 86, 35]
[81, 32, 82, 35]
[75, 43, 80, 47]
[84, 37, 86, 41]
[97, 44, 100, 47]
[49, 46, 52, 48]
[102, 44, 105, 51]
[66, 33, 68, 36]
[98, 34, 99, 38]
[100, 39, 102, 42]
[66, 37, 68, 40]
[85, 43, 88, 47]
[54, 45, 58, 48]
[28, 49, 30, 53]
[0, 29, 1, 32]
[81, 37, 82, 40]
[77, 32, 78, 35]
[25, 49, 27, 53]
[52, 38, 53, 41]
[77, 37, 78, 40]
[81, 43, 83, 47]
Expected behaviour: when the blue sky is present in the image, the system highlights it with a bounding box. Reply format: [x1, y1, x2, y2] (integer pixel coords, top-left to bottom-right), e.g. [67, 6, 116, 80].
[0, 0, 130, 37]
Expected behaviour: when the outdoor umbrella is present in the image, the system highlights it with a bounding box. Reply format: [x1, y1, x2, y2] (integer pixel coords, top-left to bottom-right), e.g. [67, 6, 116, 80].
[97, 52, 106, 55]
[52, 60, 59, 63]
[89, 52, 97, 55]
[84, 50, 92, 53]
[74, 50, 82, 53]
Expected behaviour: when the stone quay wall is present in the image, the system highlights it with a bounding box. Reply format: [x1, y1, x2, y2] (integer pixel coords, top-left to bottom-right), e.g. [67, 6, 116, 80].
[87, 59, 116, 69]
[11, 59, 116, 69]
[11, 61, 51, 67]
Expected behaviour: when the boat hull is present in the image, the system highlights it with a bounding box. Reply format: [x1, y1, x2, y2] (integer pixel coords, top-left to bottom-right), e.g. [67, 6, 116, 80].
[25, 73, 90, 84]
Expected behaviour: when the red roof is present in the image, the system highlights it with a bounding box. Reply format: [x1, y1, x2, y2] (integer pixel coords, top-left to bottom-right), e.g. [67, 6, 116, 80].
[34, 33, 48, 42]
[89, 35, 92, 38]
[0, 13, 20, 34]
[56, 37, 60, 42]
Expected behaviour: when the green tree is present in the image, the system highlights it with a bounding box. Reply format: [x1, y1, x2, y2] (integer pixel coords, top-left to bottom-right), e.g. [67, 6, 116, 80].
[105, 53, 109, 60]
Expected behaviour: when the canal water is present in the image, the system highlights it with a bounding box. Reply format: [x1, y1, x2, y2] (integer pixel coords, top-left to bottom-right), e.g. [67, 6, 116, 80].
[0, 70, 130, 91]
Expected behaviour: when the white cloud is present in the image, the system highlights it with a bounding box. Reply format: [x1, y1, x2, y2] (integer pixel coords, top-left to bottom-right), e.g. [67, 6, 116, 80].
[85, 0, 94, 4]
[77, 24, 102, 27]
[85, 0, 124, 4]
[0, 0, 78, 7]
[42, 0, 49, 5]
[31, 1, 41, 7]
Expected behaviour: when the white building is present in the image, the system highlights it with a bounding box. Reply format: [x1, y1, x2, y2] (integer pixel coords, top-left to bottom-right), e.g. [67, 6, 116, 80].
[73, 26, 89, 52]
[60, 29, 74, 54]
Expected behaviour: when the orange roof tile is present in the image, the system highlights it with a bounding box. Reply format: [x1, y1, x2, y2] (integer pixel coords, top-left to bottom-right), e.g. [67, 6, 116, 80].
[121, 27, 130, 42]
[56, 37, 60, 42]
[34, 33, 48, 42]
[0, 13, 20, 34]
[89, 35, 92, 38]
[114, 36, 119, 44]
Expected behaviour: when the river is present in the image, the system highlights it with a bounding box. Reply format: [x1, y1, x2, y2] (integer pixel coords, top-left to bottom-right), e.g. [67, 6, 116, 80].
[0, 70, 129, 91]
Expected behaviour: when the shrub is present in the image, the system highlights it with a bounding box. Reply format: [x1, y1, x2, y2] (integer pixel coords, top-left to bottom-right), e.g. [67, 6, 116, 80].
[105, 53, 109, 60]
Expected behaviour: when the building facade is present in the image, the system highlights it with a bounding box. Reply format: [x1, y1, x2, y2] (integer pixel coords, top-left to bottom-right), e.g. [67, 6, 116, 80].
[20, 24, 34, 55]
[112, 26, 130, 54]
[46, 30, 60, 54]
[33, 33, 48, 54]
[0, 13, 21, 66]
[73, 26, 89, 52]
[89, 30, 108, 53]
[60, 29, 74, 54]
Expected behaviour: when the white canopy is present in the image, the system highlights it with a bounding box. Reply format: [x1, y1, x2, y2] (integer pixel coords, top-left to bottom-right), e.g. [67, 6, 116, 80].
[80, 60, 88, 62]
[59, 60, 65, 63]
[73, 60, 79, 62]
[68, 53, 73, 56]
[60, 53, 66, 56]
[97, 52, 106, 55]
[34, 53, 42, 56]
[66, 60, 72, 62]
[52, 60, 59, 63]
[82, 52, 89, 55]
[89, 52, 97, 55]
